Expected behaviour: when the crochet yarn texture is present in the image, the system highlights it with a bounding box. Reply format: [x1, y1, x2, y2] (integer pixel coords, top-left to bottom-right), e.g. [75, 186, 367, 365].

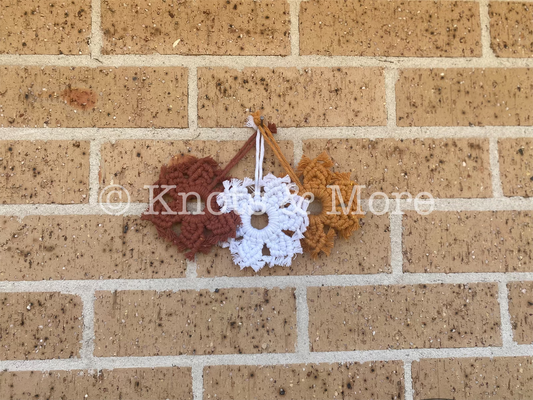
[297, 152, 363, 258]
[141, 155, 241, 260]
[217, 116, 309, 271]
[218, 174, 309, 271]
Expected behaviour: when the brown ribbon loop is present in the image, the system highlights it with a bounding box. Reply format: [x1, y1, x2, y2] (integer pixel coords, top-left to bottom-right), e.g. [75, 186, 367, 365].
[206, 132, 257, 192]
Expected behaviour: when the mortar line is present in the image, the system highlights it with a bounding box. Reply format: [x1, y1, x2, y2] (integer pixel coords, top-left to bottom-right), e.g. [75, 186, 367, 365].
[295, 286, 310, 355]
[3, 198, 533, 218]
[89, 0, 103, 58]
[489, 137, 505, 198]
[479, 0, 496, 60]
[1, 55, 533, 68]
[0, 204, 148, 218]
[89, 140, 102, 205]
[188, 67, 198, 130]
[404, 360, 414, 400]
[384, 69, 399, 128]
[2, 126, 533, 141]
[389, 213, 403, 276]
[2, 344, 533, 372]
[397, 197, 533, 211]
[292, 137, 303, 166]
[186, 258, 198, 279]
[498, 281, 516, 348]
[79, 288, 96, 367]
[192, 364, 204, 400]
[289, 0, 301, 56]
[1, 272, 532, 293]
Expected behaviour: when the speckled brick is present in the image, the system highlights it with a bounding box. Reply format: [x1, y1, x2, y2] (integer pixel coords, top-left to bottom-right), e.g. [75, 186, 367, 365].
[0, 367, 192, 400]
[99, 139, 293, 202]
[204, 362, 404, 400]
[102, 0, 290, 55]
[303, 138, 492, 198]
[0, 216, 186, 281]
[0, 292, 82, 360]
[196, 212, 391, 277]
[490, 2, 533, 57]
[0, 67, 187, 128]
[499, 138, 533, 197]
[197, 67, 386, 127]
[403, 211, 533, 273]
[0, 140, 89, 204]
[508, 281, 533, 344]
[94, 288, 297, 356]
[308, 283, 501, 352]
[412, 357, 533, 400]
[397, 68, 533, 126]
[300, 0, 481, 57]
[0, 0, 91, 55]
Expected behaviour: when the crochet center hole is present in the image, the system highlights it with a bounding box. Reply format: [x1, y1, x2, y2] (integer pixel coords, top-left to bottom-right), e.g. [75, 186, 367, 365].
[307, 198, 323, 215]
[163, 194, 173, 205]
[171, 223, 181, 235]
[186, 200, 205, 214]
[250, 212, 269, 230]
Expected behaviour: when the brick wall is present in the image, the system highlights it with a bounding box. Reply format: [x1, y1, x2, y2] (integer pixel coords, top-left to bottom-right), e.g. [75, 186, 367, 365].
[0, 1, 532, 399]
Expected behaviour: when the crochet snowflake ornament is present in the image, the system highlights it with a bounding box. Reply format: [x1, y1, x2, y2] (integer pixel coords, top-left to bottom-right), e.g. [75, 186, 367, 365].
[217, 117, 309, 272]
[297, 152, 362, 258]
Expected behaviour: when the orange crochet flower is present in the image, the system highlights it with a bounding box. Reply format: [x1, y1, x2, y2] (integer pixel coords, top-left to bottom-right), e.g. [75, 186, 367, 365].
[296, 152, 363, 258]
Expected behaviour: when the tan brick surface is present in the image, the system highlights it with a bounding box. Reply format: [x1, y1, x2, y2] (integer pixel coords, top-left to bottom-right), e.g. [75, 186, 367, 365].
[0, 0, 90, 55]
[508, 282, 533, 344]
[0, 140, 89, 204]
[204, 362, 404, 400]
[0, 292, 82, 360]
[308, 283, 501, 352]
[0, 67, 187, 128]
[412, 357, 533, 400]
[197, 67, 386, 127]
[0, 215, 186, 281]
[196, 212, 391, 276]
[397, 68, 533, 126]
[99, 139, 293, 202]
[303, 138, 492, 198]
[300, 0, 481, 57]
[0, 367, 192, 400]
[94, 288, 297, 356]
[490, 2, 533, 58]
[403, 211, 533, 273]
[1, 0, 532, 393]
[499, 138, 533, 197]
[102, 0, 290, 55]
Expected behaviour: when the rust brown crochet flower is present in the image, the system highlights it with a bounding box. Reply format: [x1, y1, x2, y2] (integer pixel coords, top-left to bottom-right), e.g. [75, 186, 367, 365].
[297, 152, 363, 258]
[141, 155, 241, 260]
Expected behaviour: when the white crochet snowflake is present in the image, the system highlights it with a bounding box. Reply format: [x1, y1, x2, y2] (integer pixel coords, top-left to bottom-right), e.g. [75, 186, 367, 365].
[217, 174, 309, 272]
